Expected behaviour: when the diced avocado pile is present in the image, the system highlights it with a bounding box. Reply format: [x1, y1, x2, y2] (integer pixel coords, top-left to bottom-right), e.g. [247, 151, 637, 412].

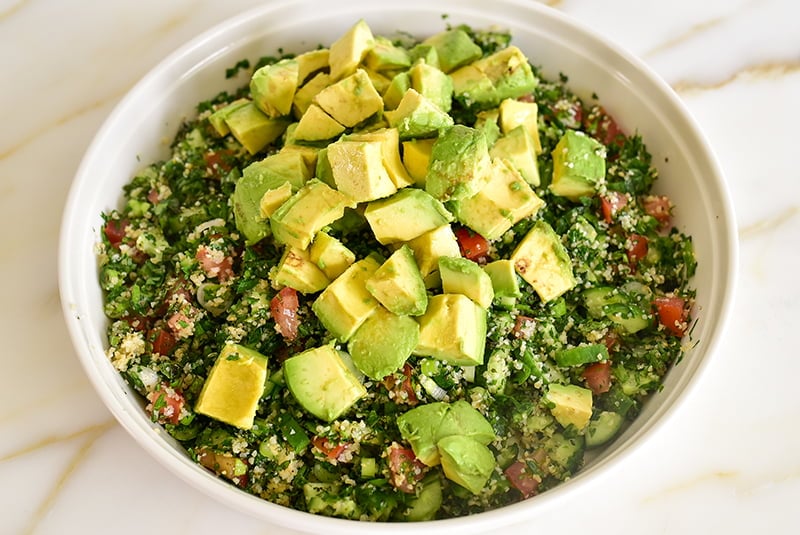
[98, 19, 697, 522]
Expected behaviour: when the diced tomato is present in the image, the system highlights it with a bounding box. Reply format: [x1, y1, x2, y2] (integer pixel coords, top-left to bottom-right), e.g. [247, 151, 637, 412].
[147, 188, 160, 204]
[387, 444, 427, 494]
[196, 245, 234, 282]
[626, 233, 649, 267]
[504, 460, 540, 499]
[122, 314, 151, 332]
[382, 363, 418, 405]
[454, 227, 490, 262]
[583, 361, 612, 395]
[642, 195, 673, 227]
[270, 287, 300, 342]
[167, 311, 193, 338]
[151, 328, 177, 356]
[103, 219, 129, 249]
[602, 330, 620, 352]
[512, 315, 536, 339]
[146, 384, 186, 425]
[204, 149, 235, 178]
[584, 105, 624, 146]
[312, 436, 348, 462]
[653, 296, 688, 337]
[600, 191, 629, 224]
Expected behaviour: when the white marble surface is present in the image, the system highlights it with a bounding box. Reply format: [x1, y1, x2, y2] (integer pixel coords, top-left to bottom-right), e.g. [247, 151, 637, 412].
[2, 0, 799, 533]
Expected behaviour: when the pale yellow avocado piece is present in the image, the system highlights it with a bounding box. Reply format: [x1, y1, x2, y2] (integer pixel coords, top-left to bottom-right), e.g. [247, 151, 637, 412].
[279, 144, 320, 171]
[292, 72, 332, 118]
[195, 344, 269, 430]
[405, 224, 460, 277]
[545, 383, 593, 430]
[209, 98, 249, 136]
[510, 220, 577, 303]
[270, 246, 330, 294]
[402, 138, 436, 185]
[414, 294, 487, 366]
[364, 68, 392, 95]
[225, 102, 290, 154]
[364, 35, 412, 72]
[250, 58, 299, 118]
[439, 256, 494, 309]
[384, 88, 454, 140]
[295, 48, 330, 83]
[346, 128, 415, 189]
[293, 103, 346, 142]
[328, 19, 375, 81]
[327, 139, 397, 202]
[409, 59, 453, 113]
[452, 158, 544, 241]
[312, 257, 382, 342]
[499, 98, 542, 154]
[259, 182, 293, 219]
[314, 69, 383, 128]
[363, 188, 453, 245]
[383, 72, 411, 111]
[309, 231, 356, 279]
[490, 125, 540, 185]
[365, 245, 428, 316]
[270, 179, 357, 250]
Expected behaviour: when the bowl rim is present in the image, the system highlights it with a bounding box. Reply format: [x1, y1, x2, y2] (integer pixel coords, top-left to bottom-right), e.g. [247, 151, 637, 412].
[59, 1, 738, 533]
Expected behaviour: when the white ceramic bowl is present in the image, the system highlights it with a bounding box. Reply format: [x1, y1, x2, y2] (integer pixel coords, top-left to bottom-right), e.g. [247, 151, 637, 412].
[59, 1, 737, 533]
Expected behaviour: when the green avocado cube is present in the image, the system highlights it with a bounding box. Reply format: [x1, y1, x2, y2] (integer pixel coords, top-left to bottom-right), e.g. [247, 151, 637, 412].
[473, 108, 501, 147]
[510, 220, 577, 303]
[409, 43, 440, 70]
[483, 259, 522, 298]
[327, 139, 398, 202]
[295, 48, 330, 84]
[293, 103, 345, 142]
[328, 19, 375, 81]
[250, 58, 299, 118]
[421, 28, 483, 73]
[451, 158, 544, 241]
[401, 138, 435, 185]
[545, 383, 593, 430]
[383, 72, 411, 111]
[224, 101, 291, 154]
[384, 88, 454, 140]
[550, 129, 606, 200]
[308, 231, 356, 280]
[208, 98, 249, 136]
[312, 257, 382, 342]
[365, 245, 428, 316]
[344, 128, 415, 189]
[439, 256, 494, 309]
[499, 98, 542, 154]
[490, 125, 540, 185]
[195, 344, 269, 430]
[414, 293, 487, 366]
[365, 36, 412, 72]
[314, 69, 383, 128]
[438, 435, 496, 494]
[405, 224, 461, 278]
[270, 179, 357, 250]
[425, 125, 491, 202]
[347, 307, 420, 380]
[270, 246, 330, 294]
[364, 188, 453, 244]
[283, 345, 367, 422]
[409, 60, 453, 113]
[451, 45, 537, 108]
[292, 72, 332, 118]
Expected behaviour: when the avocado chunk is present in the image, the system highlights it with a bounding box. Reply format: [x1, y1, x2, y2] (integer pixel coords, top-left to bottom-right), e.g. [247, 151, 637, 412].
[327, 139, 398, 202]
[550, 129, 606, 200]
[365, 35, 412, 72]
[383, 71, 411, 111]
[250, 58, 299, 118]
[270, 179, 356, 250]
[545, 383, 593, 430]
[409, 43, 440, 70]
[259, 182, 293, 219]
[208, 98, 249, 136]
[347, 307, 420, 380]
[490, 125, 540, 185]
[421, 28, 483, 74]
[425, 125, 491, 202]
[402, 473, 442, 521]
[224, 101, 290, 154]
[365, 245, 428, 316]
[438, 435, 496, 495]
[439, 256, 494, 309]
[414, 293, 487, 366]
[409, 60, 453, 113]
[328, 19, 375, 81]
[473, 108, 501, 146]
[270, 246, 330, 294]
[451, 158, 544, 241]
[384, 88, 454, 140]
[364, 188, 453, 244]
[293, 103, 346, 142]
[283, 345, 367, 422]
[401, 138, 435, 185]
[405, 224, 461, 278]
[451, 45, 537, 109]
[312, 257, 382, 342]
[295, 48, 330, 84]
[483, 259, 522, 298]
[510, 220, 577, 303]
[292, 72, 332, 118]
[195, 343, 268, 430]
[344, 128, 415, 189]
[233, 151, 311, 245]
[499, 98, 542, 154]
[308, 231, 356, 280]
[314, 69, 383, 128]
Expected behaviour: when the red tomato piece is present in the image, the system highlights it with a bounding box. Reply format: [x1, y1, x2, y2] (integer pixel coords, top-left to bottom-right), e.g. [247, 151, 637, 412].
[454, 227, 490, 261]
[204, 149, 235, 178]
[504, 460, 540, 499]
[626, 233, 649, 267]
[600, 191, 629, 224]
[583, 361, 613, 395]
[653, 296, 688, 337]
[643, 195, 673, 227]
[312, 436, 348, 462]
[584, 105, 624, 146]
[196, 245, 234, 282]
[103, 219, 129, 249]
[383, 363, 418, 405]
[146, 384, 186, 425]
[387, 444, 427, 494]
[512, 315, 536, 339]
[151, 328, 177, 356]
[270, 287, 300, 342]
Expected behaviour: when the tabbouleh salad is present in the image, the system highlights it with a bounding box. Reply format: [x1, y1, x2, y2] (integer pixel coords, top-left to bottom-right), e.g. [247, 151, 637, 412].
[97, 20, 696, 521]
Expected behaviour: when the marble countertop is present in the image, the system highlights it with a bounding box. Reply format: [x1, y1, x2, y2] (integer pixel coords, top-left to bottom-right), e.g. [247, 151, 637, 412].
[2, 0, 799, 533]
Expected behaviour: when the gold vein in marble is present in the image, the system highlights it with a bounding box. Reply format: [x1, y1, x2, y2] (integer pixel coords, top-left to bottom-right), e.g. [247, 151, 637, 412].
[739, 206, 799, 239]
[641, 470, 739, 504]
[672, 61, 800, 94]
[0, 0, 28, 20]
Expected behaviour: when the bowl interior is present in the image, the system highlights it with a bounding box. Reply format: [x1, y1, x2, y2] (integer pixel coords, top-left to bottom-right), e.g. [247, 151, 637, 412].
[59, 1, 736, 533]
